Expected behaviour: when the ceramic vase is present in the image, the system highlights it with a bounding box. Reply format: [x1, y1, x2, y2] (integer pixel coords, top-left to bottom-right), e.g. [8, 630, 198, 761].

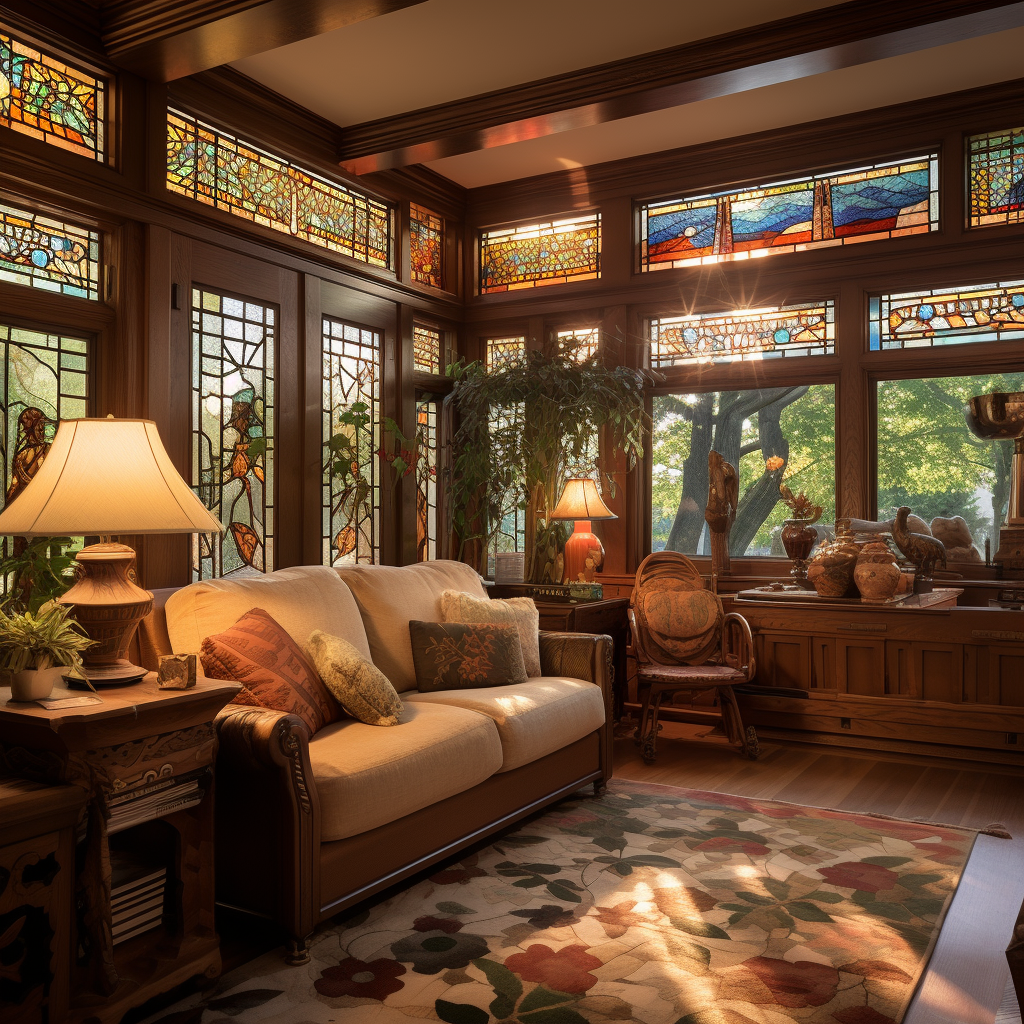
[10, 665, 65, 701]
[854, 561, 902, 602]
[781, 519, 818, 586]
[807, 536, 861, 598]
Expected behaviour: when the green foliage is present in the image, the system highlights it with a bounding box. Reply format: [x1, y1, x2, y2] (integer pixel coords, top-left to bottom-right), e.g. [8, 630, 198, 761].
[0, 537, 79, 614]
[0, 601, 94, 673]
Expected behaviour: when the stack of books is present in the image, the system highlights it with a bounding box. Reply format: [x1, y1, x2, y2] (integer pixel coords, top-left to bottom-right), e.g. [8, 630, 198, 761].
[107, 771, 207, 835]
[109, 849, 166, 945]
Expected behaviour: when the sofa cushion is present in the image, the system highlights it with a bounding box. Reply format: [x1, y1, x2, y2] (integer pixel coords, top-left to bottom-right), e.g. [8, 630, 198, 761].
[440, 590, 541, 678]
[308, 702, 503, 841]
[410, 620, 527, 692]
[334, 561, 487, 693]
[404, 677, 605, 772]
[307, 630, 403, 726]
[166, 565, 371, 661]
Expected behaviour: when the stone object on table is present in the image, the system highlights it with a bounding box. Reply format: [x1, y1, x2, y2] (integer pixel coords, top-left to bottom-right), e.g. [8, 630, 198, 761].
[930, 515, 982, 563]
[158, 653, 196, 689]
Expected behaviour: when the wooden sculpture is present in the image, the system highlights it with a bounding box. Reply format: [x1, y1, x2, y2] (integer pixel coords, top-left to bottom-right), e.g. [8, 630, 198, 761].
[892, 505, 947, 581]
[705, 451, 738, 578]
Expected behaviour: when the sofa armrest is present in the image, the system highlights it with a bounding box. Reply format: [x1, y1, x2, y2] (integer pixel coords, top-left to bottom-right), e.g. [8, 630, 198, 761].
[539, 630, 614, 787]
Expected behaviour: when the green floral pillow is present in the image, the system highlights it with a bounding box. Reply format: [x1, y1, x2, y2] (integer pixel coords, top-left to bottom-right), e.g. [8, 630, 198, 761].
[306, 630, 403, 726]
[409, 621, 528, 692]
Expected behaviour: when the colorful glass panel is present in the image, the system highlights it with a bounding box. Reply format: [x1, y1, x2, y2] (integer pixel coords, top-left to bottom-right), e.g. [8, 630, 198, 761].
[869, 280, 1024, 350]
[167, 109, 394, 269]
[413, 324, 442, 374]
[323, 317, 380, 566]
[641, 156, 938, 270]
[968, 127, 1024, 228]
[557, 327, 599, 362]
[650, 302, 835, 368]
[191, 288, 275, 581]
[410, 203, 444, 289]
[0, 203, 99, 299]
[0, 30, 104, 160]
[479, 214, 600, 293]
[485, 336, 526, 371]
[416, 398, 438, 562]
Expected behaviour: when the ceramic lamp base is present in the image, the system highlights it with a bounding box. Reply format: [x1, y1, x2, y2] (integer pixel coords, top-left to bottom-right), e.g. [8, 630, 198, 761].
[562, 520, 604, 584]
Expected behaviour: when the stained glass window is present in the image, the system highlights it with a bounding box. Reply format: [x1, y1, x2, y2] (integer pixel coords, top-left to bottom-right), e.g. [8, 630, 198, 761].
[0, 30, 104, 160]
[323, 317, 380, 566]
[410, 204, 444, 289]
[191, 288, 275, 581]
[413, 324, 443, 374]
[485, 336, 526, 371]
[650, 302, 835, 368]
[557, 327, 599, 362]
[0, 203, 99, 299]
[479, 214, 600, 294]
[416, 398, 438, 561]
[968, 127, 1024, 228]
[641, 156, 938, 270]
[167, 109, 394, 270]
[0, 323, 88, 516]
[869, 280, 1024, 350]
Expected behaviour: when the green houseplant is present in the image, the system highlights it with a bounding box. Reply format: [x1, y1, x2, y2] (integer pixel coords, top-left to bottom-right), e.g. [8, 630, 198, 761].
[0, 600, 94, 701]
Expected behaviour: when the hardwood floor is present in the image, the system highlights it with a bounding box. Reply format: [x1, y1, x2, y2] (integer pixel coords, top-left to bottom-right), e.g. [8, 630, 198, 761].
[614, 721, 1024, 1024]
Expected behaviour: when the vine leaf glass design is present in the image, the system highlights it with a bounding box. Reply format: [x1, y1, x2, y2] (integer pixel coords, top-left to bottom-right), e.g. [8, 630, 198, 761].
[323, 318, 380, 566]
[641, 156, 938, 270]
[410, 204, 444, 289]
[416, 399, 438, 561]
[191, 288, 275, 581]
[479, 214, 600, 294]
[485, 336, 526, 372]
[413, 324, 442, 374]
[0, 29, 104, 159]
[0, 203, 100, 299]
[557, 327, 599, 363]
[968, 127, 1024, 228]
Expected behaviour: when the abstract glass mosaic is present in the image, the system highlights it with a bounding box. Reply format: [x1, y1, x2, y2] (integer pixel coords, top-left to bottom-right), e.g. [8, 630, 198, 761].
[167, 109, 393, 269]
[650, 302, 835, 368]
[410, 203, 443, 288]
[557, 327, 600, 362]
[323, 317, 380, 566]
[0, 323, 88, 514]
[485, 336, 526, 371]
[641, 156, 938, 270]
[0, 203, 99, 299]
[413, 324, 442, 374]
[0, 30, 104, 160]
[191, 288, 275, 581]
[416, 399, 438, 562]
[869, 280, 1024, 350]
[968, 127, 1024, 227]
[479, 213, 600, 293]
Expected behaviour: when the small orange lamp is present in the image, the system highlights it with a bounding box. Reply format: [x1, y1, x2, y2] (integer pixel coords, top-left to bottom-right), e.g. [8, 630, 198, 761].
[550, 478, 617, 584]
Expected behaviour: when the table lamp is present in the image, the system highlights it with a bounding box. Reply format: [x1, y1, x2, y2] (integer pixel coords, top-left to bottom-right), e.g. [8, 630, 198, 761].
[0, 417, 223, 685]
[550, 478, 617, 584]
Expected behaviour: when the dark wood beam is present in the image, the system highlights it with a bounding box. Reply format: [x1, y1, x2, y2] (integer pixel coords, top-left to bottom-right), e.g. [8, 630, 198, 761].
[339, 0, 1024, 174]
[101, 0, 427, 81]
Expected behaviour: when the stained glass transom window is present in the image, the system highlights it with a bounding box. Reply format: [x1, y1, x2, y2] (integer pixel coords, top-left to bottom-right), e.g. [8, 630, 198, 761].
[968, 127, 1024, 228]
[485, 336, 526, 371]
[641, 156, 938, 270]
[869, 280, 1024, 350]
[410, 204, 443, 289]
[416, 398, 438, 562]
[167, 109, 394, 269]
[650, 302, 835, 368]
[191, 288, 275, 581]
[414, 324, 443, 374]
[557, 327, 599, 362]
[479, 213, 600, 294]
[0, 203, 99, 299]
[323, 317, 380, 566]
[0, 323, 88, 516]
[0, 30, 104, 160]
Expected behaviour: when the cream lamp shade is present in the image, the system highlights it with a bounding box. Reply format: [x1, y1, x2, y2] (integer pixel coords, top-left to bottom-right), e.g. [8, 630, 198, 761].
[550, 478, 617, 522]
[0, 418, 223, 537]
[550, 479, 616, 585]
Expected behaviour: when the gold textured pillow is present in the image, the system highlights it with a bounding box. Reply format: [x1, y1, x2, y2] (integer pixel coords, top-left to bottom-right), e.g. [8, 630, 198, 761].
[439, 589, 541, 677]
[306, 630, 403, 727]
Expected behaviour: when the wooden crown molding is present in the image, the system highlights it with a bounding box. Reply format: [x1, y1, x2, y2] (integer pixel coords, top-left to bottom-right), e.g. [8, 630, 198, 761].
[338, 0, 1024, 173]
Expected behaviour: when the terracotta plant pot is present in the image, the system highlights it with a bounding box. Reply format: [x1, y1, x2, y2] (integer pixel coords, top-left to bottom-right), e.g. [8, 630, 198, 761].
[10, 665, 65, 701]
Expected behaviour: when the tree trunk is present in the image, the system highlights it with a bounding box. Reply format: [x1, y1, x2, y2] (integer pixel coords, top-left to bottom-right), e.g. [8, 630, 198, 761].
[666, 393, 713, 551]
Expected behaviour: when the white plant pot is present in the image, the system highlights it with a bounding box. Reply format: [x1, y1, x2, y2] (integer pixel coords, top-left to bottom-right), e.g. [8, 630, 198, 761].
[10, 665, 66, 701]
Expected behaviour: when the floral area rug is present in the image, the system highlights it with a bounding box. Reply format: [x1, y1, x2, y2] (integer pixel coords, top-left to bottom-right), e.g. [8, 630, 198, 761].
[147, 779, 978, 1024]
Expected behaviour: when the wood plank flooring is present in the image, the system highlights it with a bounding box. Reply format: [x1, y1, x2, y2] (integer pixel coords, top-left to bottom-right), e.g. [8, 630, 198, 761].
[614, 722, 1024, 1024]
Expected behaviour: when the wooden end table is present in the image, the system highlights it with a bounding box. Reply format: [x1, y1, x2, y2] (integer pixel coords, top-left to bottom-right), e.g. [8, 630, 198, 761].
[0, 675, 239, 1024]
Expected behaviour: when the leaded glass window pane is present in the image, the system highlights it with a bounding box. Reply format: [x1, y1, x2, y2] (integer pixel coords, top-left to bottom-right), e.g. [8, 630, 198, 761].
[410, 204, 444, 289]
[167, 109, 394, 270]
[968, 127, 1024, 228]
[323, 317, 380, 566]
[557, 327, 599, 362]
[413, 324, 442, 374]
[641, 156, 938, 270]
[485, 336, 525, 371]
[416, 398, 438, 561]
[0, 202, 100, 299]
[0, 29, 104, 160]
[650, 302, 835, 368]
[479, 214, 600, 294]
[191, 288, 275, 581]
[869, 280, 1024, 351]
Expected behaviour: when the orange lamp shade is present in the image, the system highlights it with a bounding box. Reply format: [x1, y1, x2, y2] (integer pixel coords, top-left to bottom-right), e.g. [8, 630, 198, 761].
[550, 479, 617, 584]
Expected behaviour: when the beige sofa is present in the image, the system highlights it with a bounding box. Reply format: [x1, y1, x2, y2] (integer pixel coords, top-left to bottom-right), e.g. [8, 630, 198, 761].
[137, 560, 614, 962]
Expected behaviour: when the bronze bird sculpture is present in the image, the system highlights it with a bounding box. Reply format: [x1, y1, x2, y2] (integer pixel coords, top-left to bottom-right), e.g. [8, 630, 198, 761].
[892, 506, 946, 578]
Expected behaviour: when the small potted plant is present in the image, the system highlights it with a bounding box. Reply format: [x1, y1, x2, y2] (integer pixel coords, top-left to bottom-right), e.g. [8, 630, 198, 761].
[0, 601, 94, 701]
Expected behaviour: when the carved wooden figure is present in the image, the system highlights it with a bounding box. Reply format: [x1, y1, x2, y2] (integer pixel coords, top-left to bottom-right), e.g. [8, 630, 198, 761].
[893, 505, 947, 580]
[705, 451, 738, 578]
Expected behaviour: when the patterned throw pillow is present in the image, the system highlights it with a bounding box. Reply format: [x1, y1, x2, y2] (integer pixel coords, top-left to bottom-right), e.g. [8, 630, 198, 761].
[409, 620, 528, 692]
[306, 630, 403, 726]
[439, 590, 542, 677]
[200, 608, 338, 736]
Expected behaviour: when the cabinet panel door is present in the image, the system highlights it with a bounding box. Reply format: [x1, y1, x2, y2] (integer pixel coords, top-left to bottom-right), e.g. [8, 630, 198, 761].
[758, 634, 810, 689]
[918, 643, 964, 703]
[838, 639, 885, 696]
[990, 646, 1024, 706]
[811, 637, 837, 689]
[885, 642, 916, 697]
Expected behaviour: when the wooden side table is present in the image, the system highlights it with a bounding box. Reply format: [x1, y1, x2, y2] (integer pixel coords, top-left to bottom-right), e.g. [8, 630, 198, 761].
[0, 676, 239, 1024]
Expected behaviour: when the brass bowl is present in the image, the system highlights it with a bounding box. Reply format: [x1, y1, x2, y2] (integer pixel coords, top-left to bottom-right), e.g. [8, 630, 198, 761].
[965, 391, 1024, 441]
